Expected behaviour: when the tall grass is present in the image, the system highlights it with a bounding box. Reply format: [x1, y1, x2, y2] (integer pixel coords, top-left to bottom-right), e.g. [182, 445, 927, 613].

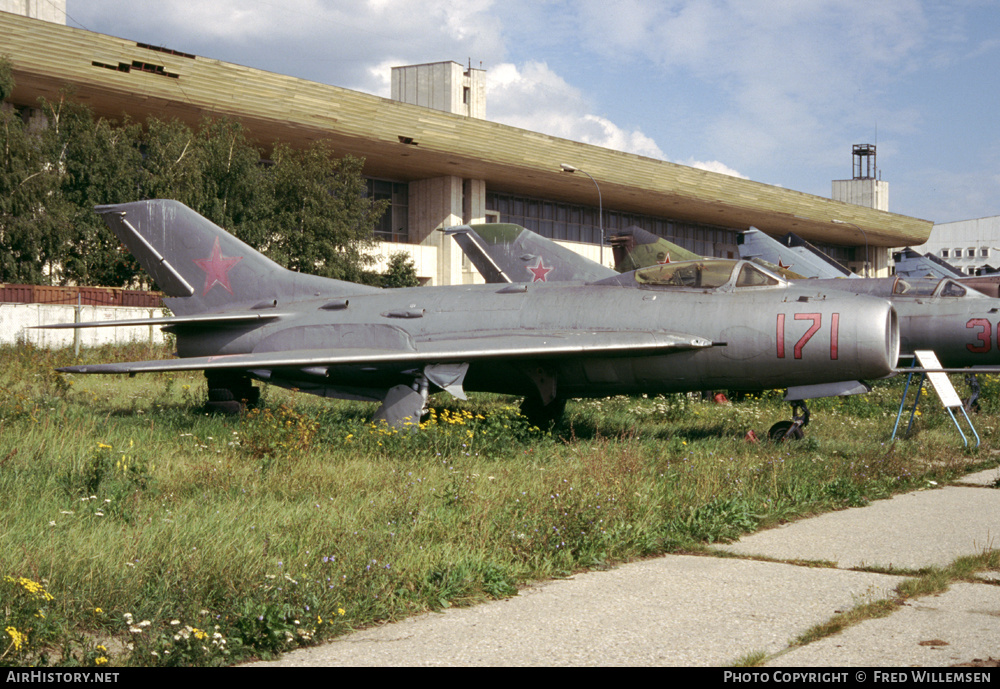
[1, 344, 995, 666]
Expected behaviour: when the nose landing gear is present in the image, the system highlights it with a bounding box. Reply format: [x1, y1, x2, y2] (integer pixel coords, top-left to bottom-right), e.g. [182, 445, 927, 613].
[768, 400, 810, 441]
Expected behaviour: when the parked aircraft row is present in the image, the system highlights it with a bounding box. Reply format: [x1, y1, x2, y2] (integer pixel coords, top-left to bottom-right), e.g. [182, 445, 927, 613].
[38, 200, 1000, 440]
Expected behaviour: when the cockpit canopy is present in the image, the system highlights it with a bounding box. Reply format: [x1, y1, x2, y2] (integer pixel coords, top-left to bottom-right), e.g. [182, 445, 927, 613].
[632, 259, 783, 291]
[892, 277, 979, 298]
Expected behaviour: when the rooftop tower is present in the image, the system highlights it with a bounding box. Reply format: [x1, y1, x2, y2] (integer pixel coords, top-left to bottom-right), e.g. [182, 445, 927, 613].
[832, 143, 889, 211]
[391, 61, 486, 119]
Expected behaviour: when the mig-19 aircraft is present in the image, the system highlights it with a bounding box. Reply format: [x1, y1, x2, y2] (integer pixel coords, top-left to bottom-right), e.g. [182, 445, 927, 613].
[463, 222, 1000, 417]
[43, 200, 899, 431]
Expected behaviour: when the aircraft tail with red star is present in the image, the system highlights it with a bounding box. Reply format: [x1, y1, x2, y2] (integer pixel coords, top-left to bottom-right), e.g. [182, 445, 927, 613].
[96, 200, 378, 316]
[444, 223, 616, 284]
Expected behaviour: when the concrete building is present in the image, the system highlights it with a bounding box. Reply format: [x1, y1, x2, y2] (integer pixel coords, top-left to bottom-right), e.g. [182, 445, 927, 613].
[912, 216, 1000, 276]
[0, 0, 63, 24]
[0, 8, 933, 286]
[831, 144, 891, 276]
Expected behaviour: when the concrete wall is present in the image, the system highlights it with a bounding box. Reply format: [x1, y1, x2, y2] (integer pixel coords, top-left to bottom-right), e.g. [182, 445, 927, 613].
[371, 241, 439, 284]
[0, 0, 65, 23]
[832, 178, 889, 212]
[408, 176, 465, 285]
[1, 303, 169, 348]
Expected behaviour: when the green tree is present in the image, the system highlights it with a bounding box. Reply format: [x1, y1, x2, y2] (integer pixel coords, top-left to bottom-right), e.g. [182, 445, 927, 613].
[52, 101, 144, 286]
[192, 118, 271, 247]
[267, 142, 387, 282]
[0, 72, 391, 288]
[0, 75, 70, 283]
[137, 116, 205, 207]
[0, 55, 14, 102]
[378, 251, 420, 288]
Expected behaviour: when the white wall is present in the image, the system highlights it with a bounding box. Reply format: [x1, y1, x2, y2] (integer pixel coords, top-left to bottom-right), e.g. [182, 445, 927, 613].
[0, 303, 169, 348]
[912, 216, 1000, 275]
[0, 0, 65, 23]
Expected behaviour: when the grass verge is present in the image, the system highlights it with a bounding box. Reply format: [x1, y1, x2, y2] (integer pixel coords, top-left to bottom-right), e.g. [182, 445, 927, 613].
[2, 343, 998, 666]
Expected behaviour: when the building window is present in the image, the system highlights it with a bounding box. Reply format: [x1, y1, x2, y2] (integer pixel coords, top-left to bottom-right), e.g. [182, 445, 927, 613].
[968, 248, 976, 258]
[366, 179, 409, 243]
[941, 249, 950, 258]
[982, 248, 990, 258]
[487, 191, 738, 257]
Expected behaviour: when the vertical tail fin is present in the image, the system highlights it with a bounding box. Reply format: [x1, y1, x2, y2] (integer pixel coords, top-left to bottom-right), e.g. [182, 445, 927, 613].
[97, 200, 375, 315]
[445, 223, 616, 283]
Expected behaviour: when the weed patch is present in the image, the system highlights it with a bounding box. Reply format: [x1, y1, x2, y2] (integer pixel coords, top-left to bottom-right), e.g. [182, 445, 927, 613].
[2, 344, 998, 666]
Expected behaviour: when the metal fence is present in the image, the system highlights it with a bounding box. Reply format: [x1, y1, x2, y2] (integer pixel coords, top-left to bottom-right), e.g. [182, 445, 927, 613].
[0, 284, 163, 308]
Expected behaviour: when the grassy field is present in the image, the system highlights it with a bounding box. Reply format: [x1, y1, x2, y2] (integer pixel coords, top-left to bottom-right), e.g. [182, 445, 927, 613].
[1, 343, 997, 667]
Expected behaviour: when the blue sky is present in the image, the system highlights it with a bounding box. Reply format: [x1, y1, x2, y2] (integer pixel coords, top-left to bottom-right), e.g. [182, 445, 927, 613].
[64, 0, 1000, 224]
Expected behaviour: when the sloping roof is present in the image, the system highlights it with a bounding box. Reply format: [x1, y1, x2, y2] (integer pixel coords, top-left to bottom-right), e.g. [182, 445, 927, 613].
[1, 11, 933, 247]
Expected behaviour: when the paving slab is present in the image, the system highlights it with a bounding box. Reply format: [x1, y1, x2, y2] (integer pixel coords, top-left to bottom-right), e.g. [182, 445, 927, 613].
[955, 467, 1000, 487]
[713, 486, 1000, 570]
[767, 582, 1000, 667]
[250, 555, 904, 667]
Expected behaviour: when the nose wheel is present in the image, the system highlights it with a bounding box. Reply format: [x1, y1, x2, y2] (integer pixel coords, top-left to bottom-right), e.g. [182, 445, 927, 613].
[768, 400, 809, 441]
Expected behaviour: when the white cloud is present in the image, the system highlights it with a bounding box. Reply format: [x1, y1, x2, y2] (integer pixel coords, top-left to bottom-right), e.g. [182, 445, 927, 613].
[572, 0, 929, 169]
[70, 0, 507, 93]
[683, 160, 748, 179]
[486, 62, 668, 160]
[485, 61, 748, 175]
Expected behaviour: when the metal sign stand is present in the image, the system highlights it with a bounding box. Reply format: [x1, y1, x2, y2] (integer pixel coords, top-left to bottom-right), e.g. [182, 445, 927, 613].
[892, 350, 980, 447]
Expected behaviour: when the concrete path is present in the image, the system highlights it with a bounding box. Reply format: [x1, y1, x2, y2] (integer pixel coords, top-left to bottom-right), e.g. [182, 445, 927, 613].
[249, 467, 1000, 667]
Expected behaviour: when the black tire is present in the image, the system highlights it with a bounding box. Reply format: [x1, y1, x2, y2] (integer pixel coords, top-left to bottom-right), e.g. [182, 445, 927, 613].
[768, 420, 804, 442]
[208, 388, 235, 402]
[519, 396, 566, 428]
[239, 386, 261, 407]
[205, 400, 243, 415]
[209, 384, 259, 407]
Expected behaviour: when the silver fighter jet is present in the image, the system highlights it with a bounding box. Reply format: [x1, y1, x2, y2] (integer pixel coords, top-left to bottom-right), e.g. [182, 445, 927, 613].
[45, 201, 899, 428]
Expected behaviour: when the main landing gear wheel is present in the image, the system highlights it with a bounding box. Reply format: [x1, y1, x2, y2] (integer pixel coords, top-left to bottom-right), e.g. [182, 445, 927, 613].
[768, 399, 810, 442]
[519, 395, 566, 428]
[204, 372, 260, 415]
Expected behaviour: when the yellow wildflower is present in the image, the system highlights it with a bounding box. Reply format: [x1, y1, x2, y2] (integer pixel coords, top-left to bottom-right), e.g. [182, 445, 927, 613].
[5, 626, 27, 652]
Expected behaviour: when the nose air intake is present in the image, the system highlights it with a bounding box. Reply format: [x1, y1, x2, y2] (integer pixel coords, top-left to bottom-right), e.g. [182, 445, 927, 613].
[887, 306, 900, 369]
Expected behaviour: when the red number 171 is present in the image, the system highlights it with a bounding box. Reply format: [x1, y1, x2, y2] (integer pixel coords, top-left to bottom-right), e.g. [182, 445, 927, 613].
[777, 312, 839, 360]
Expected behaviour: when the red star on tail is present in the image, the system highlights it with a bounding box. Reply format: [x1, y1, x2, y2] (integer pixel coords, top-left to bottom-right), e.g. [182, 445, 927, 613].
[528, 257, 553, 282]
[193, 237, 243, 296]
